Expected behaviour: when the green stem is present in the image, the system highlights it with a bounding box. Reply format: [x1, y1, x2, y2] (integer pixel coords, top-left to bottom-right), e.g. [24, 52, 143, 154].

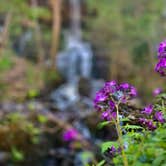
[115, 104, 128, 166]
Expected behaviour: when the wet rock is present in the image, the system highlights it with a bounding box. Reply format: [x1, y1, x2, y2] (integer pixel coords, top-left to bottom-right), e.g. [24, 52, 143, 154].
[78, 77, 92, 97]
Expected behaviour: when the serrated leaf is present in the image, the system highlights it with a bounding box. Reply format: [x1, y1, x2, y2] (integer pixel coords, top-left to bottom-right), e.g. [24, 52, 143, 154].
[124, 124, 143, 130]
[101, 141, 119, 153]
[97, 121, 110, 129]
[120, 118, 130, 122]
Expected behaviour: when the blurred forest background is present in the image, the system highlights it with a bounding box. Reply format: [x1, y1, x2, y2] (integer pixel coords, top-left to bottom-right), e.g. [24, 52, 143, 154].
[0, 0, 166, 101]
[0, 0, 166, 165]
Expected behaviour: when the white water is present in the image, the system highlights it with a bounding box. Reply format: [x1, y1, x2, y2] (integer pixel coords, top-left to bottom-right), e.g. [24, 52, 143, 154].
[51, 0, 102, 111]
[57, 0, 92, 84]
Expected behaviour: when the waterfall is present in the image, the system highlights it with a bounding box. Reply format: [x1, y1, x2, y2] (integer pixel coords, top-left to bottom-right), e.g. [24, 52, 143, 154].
[56, 0, 93, 84]
[51, 0, 103, 111]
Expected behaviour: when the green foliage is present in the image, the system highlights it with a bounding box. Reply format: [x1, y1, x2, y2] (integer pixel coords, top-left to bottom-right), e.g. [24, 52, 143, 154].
[101, 141, 119, 153]
[11, 147, 24, 162]
[0, 54, 13, 71]
[79, 151, 94, 166]
[96, 160, 105, 166]
[27, 89, 39, 99]
[37, 115, 48, 124]
[123, 124, 143, 130]
[97, 121, 110, 129]
[85, 0, 166, 72]
[98, 93, 166, 165]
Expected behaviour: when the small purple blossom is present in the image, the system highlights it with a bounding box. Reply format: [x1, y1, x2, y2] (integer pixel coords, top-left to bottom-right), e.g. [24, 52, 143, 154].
[104, 81, 118, 94]
[155, 40, 166, 76]
[139, 118, 148, 125]
[101, 110, 117, 121]
[139, 118, 156, 131]
[106, 80, 117, 87]
[129, 86, 137, 97]
[63, 128, 79, 142]
[101, 111, 110, 120]
[153, 88, 162, 96]
[154, 111, 165, 123]
[119, 83, 130, 90]
[157, 40, 166, 58]
[109, 100, 115, 110]
[94, 91, 107, 103]
[109, 146, 116, 156]
[146, 120, 156, 131]
[141, 104, 153, 115]
[155, 58, 166, 76]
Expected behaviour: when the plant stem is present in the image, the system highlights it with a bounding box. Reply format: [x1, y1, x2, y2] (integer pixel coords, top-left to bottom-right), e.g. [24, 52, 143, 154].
[115, 104, 128, 166]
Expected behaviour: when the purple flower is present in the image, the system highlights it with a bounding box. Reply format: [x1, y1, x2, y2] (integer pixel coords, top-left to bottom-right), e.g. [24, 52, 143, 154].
[94, 91, 107, 103]
[117, 147, 122, 154]
[63, 128, 79, 142]
[154, 111, 165, 123]
[101, 111, 110, 120]
[101, 110, 117, 121]
[153, 88, 162, 96]
[106, 80, 117, 87]
[139, 118, 148, 125]
[104, 81, 118, 94]
[119, 83, 130, 90]
[119, 83, 137, 99]
[94, 103, 103, 112]
[141, 104, 153, 115]
[158, 40, 166, 58]
[110, 111, 117, 120]
[109, 100, 115, 110]
[139, 118, 156, 131]
[155, 58, 166, 76]
[129, 86, 137, 97]
[146, 120, 156, 131]
[109, 146, 116, 155]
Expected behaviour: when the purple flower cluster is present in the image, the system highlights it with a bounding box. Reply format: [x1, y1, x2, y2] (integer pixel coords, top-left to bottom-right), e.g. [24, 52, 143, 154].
[155, 40, 166, 76]
[63, 128, 79, 142]
[139, 104, 165, 130]
[94, 81, 137, 121]
[139, 118, 156, 131]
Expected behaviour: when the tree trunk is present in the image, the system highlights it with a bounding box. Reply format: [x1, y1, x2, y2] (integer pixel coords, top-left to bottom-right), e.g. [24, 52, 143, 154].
[49, 0, 62, 69]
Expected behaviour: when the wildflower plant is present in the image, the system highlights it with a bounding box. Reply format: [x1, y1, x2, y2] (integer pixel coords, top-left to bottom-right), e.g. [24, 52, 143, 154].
[94, 40, 166, 166]
[94, 81, 137, 166]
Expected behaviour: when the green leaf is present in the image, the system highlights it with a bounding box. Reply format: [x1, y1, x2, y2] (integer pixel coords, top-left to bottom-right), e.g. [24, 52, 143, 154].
[38, 115, 48, 124]
[120, 117, 130, 122]
[124, 124, 143, 130]
[152, 155, 166, 166]
[11, 147, 24, 161]
[97, 160, 105, 166]
[97, 121, 110, 129]
[101, 141, 119, 153]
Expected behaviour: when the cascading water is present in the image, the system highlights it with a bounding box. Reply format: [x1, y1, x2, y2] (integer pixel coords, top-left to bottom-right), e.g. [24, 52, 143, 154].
[51, 0, 103, 111]
[57, 0, 92, 83]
